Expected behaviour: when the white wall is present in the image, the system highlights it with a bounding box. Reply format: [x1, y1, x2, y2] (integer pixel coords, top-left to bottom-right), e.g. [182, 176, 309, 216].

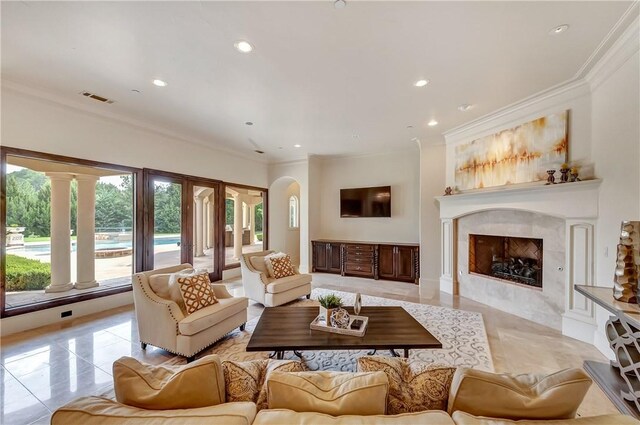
[1, 86, 269, 187]
[589, 35, 639, 356]
[317, 149, 420, 243]
[418, 142, 446, 292]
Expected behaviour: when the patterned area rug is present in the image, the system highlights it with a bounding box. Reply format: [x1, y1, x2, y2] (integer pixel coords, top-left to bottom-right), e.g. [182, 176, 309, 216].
[164, 288, 494, 372]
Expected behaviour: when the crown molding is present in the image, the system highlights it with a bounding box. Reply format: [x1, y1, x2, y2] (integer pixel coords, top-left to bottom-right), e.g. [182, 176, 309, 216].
[1, 80, 269, 165]
[585, 14, 639, 92]
[442, 78, 590, 144]
[575, 2, 639, 79]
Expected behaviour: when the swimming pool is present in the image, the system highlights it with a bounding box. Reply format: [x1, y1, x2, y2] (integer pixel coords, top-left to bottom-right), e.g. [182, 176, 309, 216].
[8, 236, 181, 256]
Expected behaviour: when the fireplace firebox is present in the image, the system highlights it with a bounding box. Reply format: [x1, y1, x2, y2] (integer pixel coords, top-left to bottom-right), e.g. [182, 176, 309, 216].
[469, 234, 543, 289]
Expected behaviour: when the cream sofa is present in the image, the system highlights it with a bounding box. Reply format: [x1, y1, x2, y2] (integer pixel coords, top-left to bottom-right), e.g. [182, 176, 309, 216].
[52, 355, 640, 425]
[240, 250, 312, 307]
[133, 264, 248, 362]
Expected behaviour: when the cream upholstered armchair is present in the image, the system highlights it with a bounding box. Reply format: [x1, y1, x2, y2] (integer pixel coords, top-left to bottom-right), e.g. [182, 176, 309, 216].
[239, 250, 312, 307]
[133, 264, 248, 362]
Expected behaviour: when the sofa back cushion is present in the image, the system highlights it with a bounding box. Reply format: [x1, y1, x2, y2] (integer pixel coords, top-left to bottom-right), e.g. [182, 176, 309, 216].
[51, 397, 257, 425]
[447, 368, 592, 420]
[253, 409, 456, 425]
[266, 371, 389, 416]
[358, 355, 455, 414]
[451, 411, 640, 425]
[148, 272, 190, 315]
[113, 355, 225, 409]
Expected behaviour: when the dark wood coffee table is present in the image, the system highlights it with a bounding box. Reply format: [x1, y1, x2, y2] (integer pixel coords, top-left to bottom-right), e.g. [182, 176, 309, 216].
[246, 306, 442, 359]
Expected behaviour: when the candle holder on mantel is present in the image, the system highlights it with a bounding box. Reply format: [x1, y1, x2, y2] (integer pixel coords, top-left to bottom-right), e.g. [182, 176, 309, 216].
[545, 170, 557, 185]
[613, 221, 640, 303]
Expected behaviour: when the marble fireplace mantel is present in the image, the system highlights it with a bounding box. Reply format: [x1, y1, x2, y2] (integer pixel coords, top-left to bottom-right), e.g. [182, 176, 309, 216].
[435, 179, 602, 344]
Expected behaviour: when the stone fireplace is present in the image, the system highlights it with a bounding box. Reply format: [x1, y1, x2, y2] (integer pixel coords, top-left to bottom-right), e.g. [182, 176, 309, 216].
[436, 180, 602, 342]
[469, 234, 543, 289]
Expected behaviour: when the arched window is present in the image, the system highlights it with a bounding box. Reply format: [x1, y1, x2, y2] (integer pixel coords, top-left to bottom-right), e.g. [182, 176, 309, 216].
[288, 195, 299, 228]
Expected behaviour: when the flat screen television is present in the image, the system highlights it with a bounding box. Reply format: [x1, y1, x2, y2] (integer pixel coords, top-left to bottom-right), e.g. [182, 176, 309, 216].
[340, 186, 391, 218]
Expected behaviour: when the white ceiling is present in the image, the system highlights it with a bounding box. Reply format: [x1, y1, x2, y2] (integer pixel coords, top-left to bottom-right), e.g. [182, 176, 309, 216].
[1, 1, 633, 162]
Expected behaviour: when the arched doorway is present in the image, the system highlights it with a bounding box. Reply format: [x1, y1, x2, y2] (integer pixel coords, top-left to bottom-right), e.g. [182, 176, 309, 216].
[269, 177, 301, 266]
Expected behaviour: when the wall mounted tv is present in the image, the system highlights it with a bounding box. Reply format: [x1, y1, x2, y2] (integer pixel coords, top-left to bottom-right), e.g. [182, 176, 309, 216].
[340, 186, 391, 218]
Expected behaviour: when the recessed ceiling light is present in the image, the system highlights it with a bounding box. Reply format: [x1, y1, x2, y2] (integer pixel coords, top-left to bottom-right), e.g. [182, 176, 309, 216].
[234, 40, 253, 53]
[414, 79, 429, 87]
[549, 24, 569, 35]
[334, 0, 346, 9]
[294, 144, 302, 148]
[428, 119, 438, 127]
[245, 121, 254, 126]
[153, 79, 167, 87]
[458, 104, 474, 112]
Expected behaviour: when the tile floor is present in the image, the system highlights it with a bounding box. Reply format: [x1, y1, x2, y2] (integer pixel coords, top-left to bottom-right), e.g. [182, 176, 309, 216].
[0, 273, 619, 424]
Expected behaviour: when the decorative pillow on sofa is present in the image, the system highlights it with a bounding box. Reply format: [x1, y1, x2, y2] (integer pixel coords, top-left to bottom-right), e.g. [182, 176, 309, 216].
[249, 256, 269, 274]
[222, 359, 307, 410]
[447, 367, 592, 420]
[357, 355, 455, 414]
[266, 371, 389, 416]
[269, 255, 296, 279]
[148, 270, 193, 315]
[264, 252, 287, 277]
[176, 272, 218, 315]
[113, 355, 225, 409]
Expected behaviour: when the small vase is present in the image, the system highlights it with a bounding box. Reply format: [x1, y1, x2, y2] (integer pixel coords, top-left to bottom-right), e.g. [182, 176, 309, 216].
[319, 306, 333, 324]
[559, 168, 569, 183]
[354, 293, 362, 315]
[545, 170, 556, 185]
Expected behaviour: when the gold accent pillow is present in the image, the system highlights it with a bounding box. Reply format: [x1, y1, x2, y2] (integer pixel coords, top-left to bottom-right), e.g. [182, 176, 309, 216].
[113, 355, 225, 409]
[266, 371, 389, 416]
[222, 359, 307, 410]
[448, 367, 592, 420]
[269, 255, 296, 279]
[357, 356, 455, 414]
[177, 272, 218, 315]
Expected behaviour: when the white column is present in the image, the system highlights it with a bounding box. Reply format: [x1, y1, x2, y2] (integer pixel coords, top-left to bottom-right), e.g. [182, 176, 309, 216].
[249, 204, 256, 245]
[75, 174, 99, 289]
[195, 196, 204, 257]
[439, 218, 455, 295]
[233, 195, 243, 260]
[45, 173, 74, 293]
[207, 194, 215, 248]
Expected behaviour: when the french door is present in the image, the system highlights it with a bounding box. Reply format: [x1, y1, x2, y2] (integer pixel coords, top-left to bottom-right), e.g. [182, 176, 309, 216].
[143, 170, 223, 281]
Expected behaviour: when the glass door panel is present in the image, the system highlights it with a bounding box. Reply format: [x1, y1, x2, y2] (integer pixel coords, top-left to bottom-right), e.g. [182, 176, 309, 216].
[192, 184, 219, 280]
[151, 180, 185, 268]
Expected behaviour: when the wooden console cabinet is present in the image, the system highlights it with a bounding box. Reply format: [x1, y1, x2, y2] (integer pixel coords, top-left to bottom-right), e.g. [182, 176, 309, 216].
[312, 240, 419, 284]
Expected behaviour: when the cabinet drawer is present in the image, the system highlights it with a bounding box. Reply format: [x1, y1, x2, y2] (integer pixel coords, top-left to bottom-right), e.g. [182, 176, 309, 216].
[345, 262, 374, 274]
[345, 251, 374, 260]
[345, 244, 374, 253]
[345, 256, 373, 264]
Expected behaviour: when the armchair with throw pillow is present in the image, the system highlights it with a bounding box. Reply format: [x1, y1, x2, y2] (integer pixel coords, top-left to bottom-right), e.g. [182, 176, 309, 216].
[132, 263, 248, 362]
[240, 250, 312, 307]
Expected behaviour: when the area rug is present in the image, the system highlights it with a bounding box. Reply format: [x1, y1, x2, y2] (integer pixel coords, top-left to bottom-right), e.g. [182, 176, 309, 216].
[164, 288, 494, 372]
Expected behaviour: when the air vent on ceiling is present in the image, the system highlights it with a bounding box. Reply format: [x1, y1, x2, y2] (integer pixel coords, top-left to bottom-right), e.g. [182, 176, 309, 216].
[81, 91, 115, 104]
[254, 150, 265, 154]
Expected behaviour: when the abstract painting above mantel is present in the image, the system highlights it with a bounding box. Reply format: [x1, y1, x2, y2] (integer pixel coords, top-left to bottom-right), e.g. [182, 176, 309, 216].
[454, 111, 568, 191]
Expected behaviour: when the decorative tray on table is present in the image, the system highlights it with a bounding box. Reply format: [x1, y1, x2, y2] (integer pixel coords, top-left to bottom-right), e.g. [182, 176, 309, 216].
[310, 315, 369, 337]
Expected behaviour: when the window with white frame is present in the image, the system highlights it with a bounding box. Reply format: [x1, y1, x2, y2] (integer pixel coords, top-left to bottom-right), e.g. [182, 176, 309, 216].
[289, 195, 299, 228]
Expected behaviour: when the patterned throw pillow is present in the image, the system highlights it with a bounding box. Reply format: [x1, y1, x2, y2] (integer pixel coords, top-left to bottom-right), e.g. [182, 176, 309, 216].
[264, 252, 287, 277]
[357, 356, 455, 414]
[176, 272, 218, 315]
[222, 359, 307, 411]
[269, 255, 296, 279]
